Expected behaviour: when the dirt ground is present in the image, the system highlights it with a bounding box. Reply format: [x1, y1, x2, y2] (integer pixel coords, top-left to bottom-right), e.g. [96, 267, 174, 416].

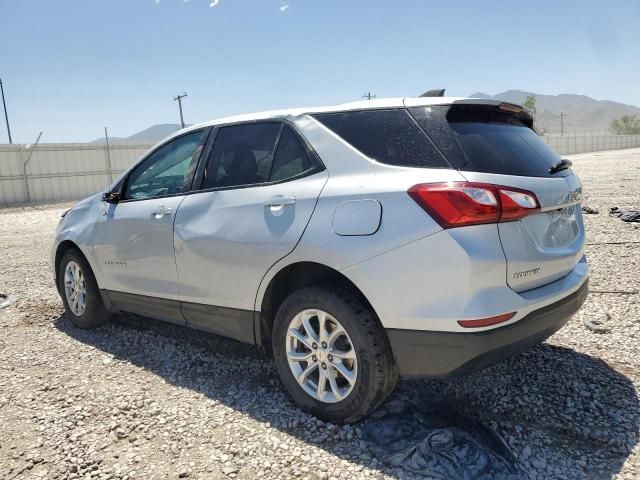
[1, 148, 639, 480]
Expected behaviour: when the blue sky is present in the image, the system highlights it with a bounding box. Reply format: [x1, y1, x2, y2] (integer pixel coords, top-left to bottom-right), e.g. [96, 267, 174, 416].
[1, 0, 639, 143]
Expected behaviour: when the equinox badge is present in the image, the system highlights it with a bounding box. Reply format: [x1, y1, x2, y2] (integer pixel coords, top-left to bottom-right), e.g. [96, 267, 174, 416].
[513, 267, 541, 279]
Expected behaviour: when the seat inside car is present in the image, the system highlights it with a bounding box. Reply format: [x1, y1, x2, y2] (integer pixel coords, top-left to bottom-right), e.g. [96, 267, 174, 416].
[219, 148, 261, 187]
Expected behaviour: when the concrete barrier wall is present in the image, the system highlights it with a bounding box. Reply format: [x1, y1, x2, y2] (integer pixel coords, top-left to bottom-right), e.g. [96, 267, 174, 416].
[0, 143, 151, 206]
[542, 134, 640, 155]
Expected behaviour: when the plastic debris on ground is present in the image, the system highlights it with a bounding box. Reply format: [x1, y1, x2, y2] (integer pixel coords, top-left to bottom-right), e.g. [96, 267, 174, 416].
[361, 395, 520, 479]
[609, 206, 640, 222]
[581, 205, 599, 214]
[0, 293, 18, 309]
[583, 314, 611, 334]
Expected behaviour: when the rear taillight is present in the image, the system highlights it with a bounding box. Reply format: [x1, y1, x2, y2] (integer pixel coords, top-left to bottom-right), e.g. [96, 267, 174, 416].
[408, 182, 539, 228]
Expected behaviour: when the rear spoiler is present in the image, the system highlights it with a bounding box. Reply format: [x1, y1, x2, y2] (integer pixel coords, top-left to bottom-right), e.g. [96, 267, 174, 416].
[404, 97, 534, 127]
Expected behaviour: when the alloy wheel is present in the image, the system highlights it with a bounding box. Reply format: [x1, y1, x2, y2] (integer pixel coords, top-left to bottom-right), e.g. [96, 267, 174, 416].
[285, 309, 357, 403]
[64, 261, 87, 316]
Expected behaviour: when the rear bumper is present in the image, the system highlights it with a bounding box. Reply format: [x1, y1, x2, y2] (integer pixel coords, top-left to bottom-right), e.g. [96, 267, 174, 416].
[387, 279, 588, 378]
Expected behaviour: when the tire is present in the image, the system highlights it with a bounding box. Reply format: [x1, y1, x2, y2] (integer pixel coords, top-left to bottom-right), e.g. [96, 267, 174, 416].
[58, 248, 111, 329]
[272, 287, 397, 423]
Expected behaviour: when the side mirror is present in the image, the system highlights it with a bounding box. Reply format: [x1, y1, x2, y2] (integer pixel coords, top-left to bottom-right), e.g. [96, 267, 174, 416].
[102, 191, 120, 204]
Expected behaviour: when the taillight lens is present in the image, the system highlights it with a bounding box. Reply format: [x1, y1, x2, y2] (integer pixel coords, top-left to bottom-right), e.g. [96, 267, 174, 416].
[408, 182, 540, 228]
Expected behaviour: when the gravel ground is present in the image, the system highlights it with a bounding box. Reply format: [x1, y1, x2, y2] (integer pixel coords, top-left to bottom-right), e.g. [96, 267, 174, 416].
[1, 148, 639, 480]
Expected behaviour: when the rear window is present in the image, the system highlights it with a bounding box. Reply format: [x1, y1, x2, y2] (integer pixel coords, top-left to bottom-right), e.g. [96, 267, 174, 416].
[312, 109, 450, 168]
[409, 105, 564, 177]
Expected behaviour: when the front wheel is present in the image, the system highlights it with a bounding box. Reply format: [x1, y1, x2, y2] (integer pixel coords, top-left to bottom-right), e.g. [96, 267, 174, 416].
[58, 249, 111, 329]
[272, 287, 397, 423]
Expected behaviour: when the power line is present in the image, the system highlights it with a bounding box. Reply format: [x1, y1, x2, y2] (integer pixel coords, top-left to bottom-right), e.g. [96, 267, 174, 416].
[0, 78, 12, 144]
[173, 92, 188, 128]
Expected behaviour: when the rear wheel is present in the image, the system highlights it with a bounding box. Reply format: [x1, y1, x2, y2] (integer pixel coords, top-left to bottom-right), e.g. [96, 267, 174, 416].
[58, 249, 111, 329]
[272, 287, 397, 423]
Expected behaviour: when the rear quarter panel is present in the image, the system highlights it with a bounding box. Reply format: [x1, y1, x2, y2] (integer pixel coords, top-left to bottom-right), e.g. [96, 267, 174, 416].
[254, 116, 466, 311]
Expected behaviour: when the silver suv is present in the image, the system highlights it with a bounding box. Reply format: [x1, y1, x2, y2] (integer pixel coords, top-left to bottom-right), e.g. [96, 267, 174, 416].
[52, 96, 588, 423]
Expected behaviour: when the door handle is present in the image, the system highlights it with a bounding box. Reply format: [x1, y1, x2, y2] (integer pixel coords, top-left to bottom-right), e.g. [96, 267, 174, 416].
[264, 195, 296, 208]
[152, 206, 173, 219]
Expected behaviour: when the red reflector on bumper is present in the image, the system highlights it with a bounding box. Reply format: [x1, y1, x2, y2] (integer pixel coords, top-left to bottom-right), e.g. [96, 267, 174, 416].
[457, 312, 516, 328]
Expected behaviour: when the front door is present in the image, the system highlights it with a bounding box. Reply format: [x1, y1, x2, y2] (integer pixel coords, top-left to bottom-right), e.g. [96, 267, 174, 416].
[174, 122, 327, 340]
[93, 129, 208, 320]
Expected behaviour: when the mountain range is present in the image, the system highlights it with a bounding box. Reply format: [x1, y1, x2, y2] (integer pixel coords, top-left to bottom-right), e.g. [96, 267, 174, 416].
[90, 124, 183, 145]
[92, 90, 640, 143]
[469, 90, 640, 134]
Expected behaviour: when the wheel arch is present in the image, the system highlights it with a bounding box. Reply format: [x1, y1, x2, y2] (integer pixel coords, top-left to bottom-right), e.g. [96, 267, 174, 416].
[256, 261, 383, 354]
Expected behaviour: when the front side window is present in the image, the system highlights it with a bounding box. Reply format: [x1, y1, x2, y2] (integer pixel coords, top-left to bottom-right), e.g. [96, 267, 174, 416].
[269, 125, 313, 182]
[202, 122, 281, 189]
[124, 130, 206, 200]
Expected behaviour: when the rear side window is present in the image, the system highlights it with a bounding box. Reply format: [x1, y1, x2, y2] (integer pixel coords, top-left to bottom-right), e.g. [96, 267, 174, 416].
[269, 125, 313, 182]
[409, 105, 563, 177]
[202, 122, 281, 189]
[312, 109, 450, 168]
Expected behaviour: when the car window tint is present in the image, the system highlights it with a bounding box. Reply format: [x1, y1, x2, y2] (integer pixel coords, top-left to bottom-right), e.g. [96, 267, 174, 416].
[269, 125, 312, 182]
[409, 105, 562, 177]
[124, 130, 205, 200]
[312, 109, 450, 168]
[202, 122, 281, 189]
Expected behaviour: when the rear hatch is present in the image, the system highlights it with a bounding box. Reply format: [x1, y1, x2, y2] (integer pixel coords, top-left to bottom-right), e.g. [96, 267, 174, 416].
[408, 101, 585, 292]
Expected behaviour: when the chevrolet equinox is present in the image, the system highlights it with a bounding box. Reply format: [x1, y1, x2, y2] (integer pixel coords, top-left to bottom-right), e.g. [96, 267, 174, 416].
[52, 96, 588, 423]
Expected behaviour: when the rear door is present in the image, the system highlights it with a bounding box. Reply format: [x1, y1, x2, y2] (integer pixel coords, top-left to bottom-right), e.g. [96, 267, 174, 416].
[174, 122, 327, 339]
[409, 103, 585, 292]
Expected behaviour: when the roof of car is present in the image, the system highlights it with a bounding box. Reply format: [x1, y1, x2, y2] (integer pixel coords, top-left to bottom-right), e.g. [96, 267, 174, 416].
[156, 97, 530, 149]
[182, 96, 517, 134]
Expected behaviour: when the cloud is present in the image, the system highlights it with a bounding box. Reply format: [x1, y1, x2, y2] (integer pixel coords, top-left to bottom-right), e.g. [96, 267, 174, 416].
[279, 2, 289, 12]
[209, 0, 220, 7]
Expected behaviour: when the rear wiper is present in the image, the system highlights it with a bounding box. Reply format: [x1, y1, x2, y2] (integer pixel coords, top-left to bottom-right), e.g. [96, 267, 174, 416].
[548, 159, 572, 174]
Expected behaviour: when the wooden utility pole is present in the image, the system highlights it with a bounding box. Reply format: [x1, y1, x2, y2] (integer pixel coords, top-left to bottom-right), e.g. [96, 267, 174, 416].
[0, 78, 12, 143]
[173, 93, 188, 128]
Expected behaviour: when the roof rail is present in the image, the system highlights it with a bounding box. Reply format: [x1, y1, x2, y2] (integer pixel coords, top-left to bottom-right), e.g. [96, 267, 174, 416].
[419, 89, 445, 97]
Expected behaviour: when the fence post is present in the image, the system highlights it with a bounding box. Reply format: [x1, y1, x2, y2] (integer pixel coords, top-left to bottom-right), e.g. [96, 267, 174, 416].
[21, 147, 29, 204]
[104, 126, 114, 185]
[22, 131, 43, 204]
